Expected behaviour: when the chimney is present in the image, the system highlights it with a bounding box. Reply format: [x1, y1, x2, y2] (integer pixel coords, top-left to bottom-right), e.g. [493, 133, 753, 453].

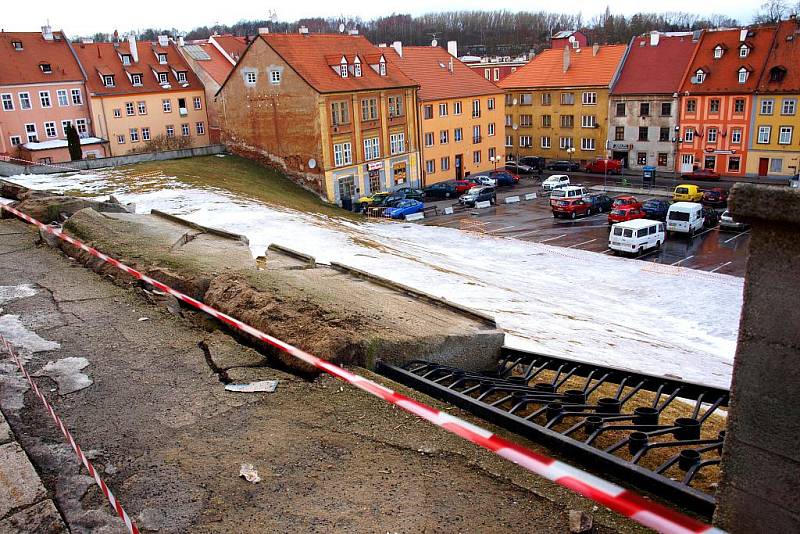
[739, 28, 748, 42]
[41, 25, 53, 41]
[650, 31, 660, 47]
[447, 40, 458, 57]
[348, 29, 359, 36]
[299, 26, 309, 35]
[128, 34, 138, 63]
[157, 34, 168, 47]
[391, 41, 403, 57]
[258, 27, 269, 35]
[592, 43, 600, 56]
[562, 45, 570, 72]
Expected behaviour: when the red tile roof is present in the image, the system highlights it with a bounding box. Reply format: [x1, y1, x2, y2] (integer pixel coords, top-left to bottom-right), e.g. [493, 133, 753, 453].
[680, 26, 777, 94]
[210, 35, 248, 62]
[259, 34, 418, 93]
[0, 31, 84, 85]
[612, 34, 699, 95]
[74, 40, 204, 96]
[757, 19, 800, 93]
[181, 41, 234, 86]
[498, 44, 627, 89]
[390, 46, 502, 101]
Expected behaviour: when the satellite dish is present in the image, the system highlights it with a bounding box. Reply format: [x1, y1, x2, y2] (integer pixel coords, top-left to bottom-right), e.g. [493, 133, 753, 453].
[512, 124, 519, 131]
[308, 158, 317, 169]
[431, 38, 438, 47]
[338, 23, 345, 33]
[512, 98, 518, 105]
[568, 35, 576, 43]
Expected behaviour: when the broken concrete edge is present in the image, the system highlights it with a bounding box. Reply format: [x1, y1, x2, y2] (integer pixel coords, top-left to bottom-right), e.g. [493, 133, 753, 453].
[267, 243, 316, 267]
[729, 183, 800, 226]
[328, 261, 498, 328]
[150, 210, 250, 245]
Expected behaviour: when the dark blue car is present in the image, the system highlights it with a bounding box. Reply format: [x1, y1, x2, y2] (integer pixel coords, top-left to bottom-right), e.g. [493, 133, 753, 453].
[383, 199, 424, 219]
[642, 199, 671, 221]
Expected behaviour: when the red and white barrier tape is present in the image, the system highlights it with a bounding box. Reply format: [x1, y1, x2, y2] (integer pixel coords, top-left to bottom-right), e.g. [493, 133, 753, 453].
[1, 203, 724, 534]
[0, 337, 139, 534]
[3, 155, 85, 173]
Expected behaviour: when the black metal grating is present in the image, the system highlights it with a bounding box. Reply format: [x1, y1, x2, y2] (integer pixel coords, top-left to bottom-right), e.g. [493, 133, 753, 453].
[377, 348, 729, 516]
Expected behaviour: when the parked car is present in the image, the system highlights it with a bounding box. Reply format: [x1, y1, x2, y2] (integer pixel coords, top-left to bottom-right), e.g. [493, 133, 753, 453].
[550, 186, 589, 206]
[459, 186, 496, 207]
[608, 206, 646, 225]
[393, 187, 424, 201]
[682, 168, 721, 181]
[666, 202, 704, 235]
[641, 199, 671, 221]
[585, 193, 613, 214]
[487, 170, 520, 186]
[504, 162, 535, 175]
[547, 160, 581, 172]
[542, 174, 570, 191]
[453, 179, 476, 194]
[702, 188, 728, 208]
[609, 219, 665, 256]
[719, 210, 749, 231]
[423, 181, 458, 199]
[612, 195, 643, 210]
[383, 199, 424, 219]
[519, 156, 547, 170]
[552, 198, 592, 219]
[702, 206, 720, 228]
[467, 174, 497, 187]
[673, 184, 704, 202]
[585, 158, 623, 174]
[357, 191, 391, 211]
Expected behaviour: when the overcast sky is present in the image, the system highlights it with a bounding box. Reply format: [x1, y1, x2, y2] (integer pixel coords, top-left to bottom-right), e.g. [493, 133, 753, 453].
[3, 0, 765, 36]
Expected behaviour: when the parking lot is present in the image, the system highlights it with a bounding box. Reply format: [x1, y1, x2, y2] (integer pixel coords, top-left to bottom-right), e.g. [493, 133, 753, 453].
[421, 174, 750, 277]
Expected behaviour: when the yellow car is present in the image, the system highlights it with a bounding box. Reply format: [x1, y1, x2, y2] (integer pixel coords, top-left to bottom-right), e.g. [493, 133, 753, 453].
[357, 192, 390, 209]
[673, 184, 703, 202]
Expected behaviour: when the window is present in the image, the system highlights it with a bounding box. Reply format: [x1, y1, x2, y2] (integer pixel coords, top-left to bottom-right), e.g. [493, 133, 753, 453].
[353, 63, 361, 77]
[388, 96, 403, 117]
[770, 66, 787, 82]
[473, 150, 481, 164]
[125, 102, 135, 116]
[10, 136, 21, 146]
[709, 99, 720, 113]
[39, 91, 51, 108]
[181, 123, 190, 137]
[269, 70, 281, 84]
[505, 114, 512, 127]
[441, 157, 450, 171]
[18, 92, 31, 110]
[425, 159, 435, 174]
[505, 135, 513, 147]
[40, 63, 52, 73]
[739, 45, 749, 58]
[493, 68, 499, 81]
[520, 93, 533, 105]
[713, 46, 724, 59]
[488, 123, 495, 136]
[117, 134, 125, 144]
[738, 68, 748, 84]
[162, 99, 172, 113]
[423, 105, 433, 120]
[520, 114, 533, 127]
[638, 127, 649, 141]
[615, 102, 626, 116]
[121, 54, 131, 66]
[757, 126, 771, 144]
[57, 89, 69, 106]
[559, 137, 574, 149]
[193, 97, 202, 110]
[581, 138, 595, 151]
[158, 72, 169, 84]
[770, 158, 783, 172]
[728, 156, 740, 172]
[75, 119, 87, 135]
[439, 103, 448, 117]
[454, 101, 462, 115]
[113, 108, 121, 118]
[686, 99, 696, 113]
[695, 70, 706, 84]
[560, 92, 575, 105]
[731, 128, 742, 144]
[707, 128, 718, 143]
[518, 135, 531, 147]
[639, 102, 650, 116]
[333, 142, 352, 166]
[245, 71, 257, 84]
[44, 122, 57, 138]
[473, 125, 481, 143]
[103, 75, 115, 87]
[130, 128, 139, 142]
[390, 133, 405, 154]
[379, 61, 386, 76]
[71, 89, 82, 105]
[158, 53, 167, 64]
[330, 101, 349, 125]
[560, 115, 574, 128]
[488, 147, 496, 160]
[142, 127, 150, 141]
[581, 115, 596, 128]
[541, 93, 552, 106]
[424, 132, 434, 147]
[454, 128, 463, 142]
[1, 94, 13, 111]
[541, 115, 551, 127]
[487, 98, 495, 110]
[61, 120, 72, 136]
[685, 128, 694, 142]
[363, 137, 379, 160]
[138, 101, 147, 115]
[779, 126, 793, 145]
[127, 73, 141, 86]
[659, 127, 670, 142]
[25, 123, 37, 142]
[472, 99, 481, 118]
[582, 92, 597, 105]
[658, 153, 668, 167]
[760, 99, 774, 115]
[166, 125, 174, 138]
[734, 98, 745, 113]
[196, 122, 205, 135]
[176, 71, 187, 83]
[361, 98, 378, 121]
[484, 68, 490, 80]
[540, 136, 551, 149]
[440, 130, 449, 144]
[615, 126, 624, 141]
[637, 152, 647, 165]
[11, 41, 22, 51]
[660, 102, 671, 116]
[781, 99, 796, 115]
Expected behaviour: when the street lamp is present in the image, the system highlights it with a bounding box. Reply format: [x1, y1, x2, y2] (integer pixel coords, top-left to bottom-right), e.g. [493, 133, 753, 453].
[512, 123, 519, 165]
[567, 146, 576, 163]
[490, 155, 501, 170]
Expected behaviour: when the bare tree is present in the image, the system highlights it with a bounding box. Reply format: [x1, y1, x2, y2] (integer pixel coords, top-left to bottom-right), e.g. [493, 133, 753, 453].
[753, 0, 789, 23]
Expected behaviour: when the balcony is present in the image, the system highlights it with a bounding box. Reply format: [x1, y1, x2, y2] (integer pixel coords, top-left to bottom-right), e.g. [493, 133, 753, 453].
[179, 107, 188, 117]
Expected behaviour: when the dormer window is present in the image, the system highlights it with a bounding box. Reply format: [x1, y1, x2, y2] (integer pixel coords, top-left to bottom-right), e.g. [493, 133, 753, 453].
[339, 57, 348, 78]
[12, 40, 23, 51]
[158, 53, 168, 64]
[131, 73, 143, 86]
[353, 59, 362, 77]
[39, 63, 52, 73]
[103, 75, 115, 87]
[121, 54, 132, 65]
[694, 69, 706, 84]
[739, 45, 749, 58]
[738, 67, 749, 84]
[379, 58, 386, 76]
[176, 71, 187, 83]
[713, 45, 724, 59]
[770, 66, 787, 82]
[158, 72, 169, 84]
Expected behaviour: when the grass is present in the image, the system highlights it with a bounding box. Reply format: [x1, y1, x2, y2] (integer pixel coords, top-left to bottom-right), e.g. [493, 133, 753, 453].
[114, 155, 360, 221]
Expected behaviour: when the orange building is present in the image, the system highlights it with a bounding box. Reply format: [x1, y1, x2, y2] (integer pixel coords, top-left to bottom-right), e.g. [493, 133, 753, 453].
[677, 26, 777, 176]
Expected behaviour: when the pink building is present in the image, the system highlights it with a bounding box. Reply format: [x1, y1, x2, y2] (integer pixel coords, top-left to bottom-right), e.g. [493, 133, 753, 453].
[0, 27, 107, 164]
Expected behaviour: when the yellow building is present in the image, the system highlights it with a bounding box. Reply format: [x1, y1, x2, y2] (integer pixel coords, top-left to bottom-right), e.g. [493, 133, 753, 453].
[392, 46, 505, 184]
[74, 37, 209, 157]
[499, 44, 627, 165]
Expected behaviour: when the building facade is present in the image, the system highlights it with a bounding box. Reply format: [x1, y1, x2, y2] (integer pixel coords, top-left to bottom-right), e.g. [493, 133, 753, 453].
[677, 26, 777, 176]
[747, 18, 800, 178]
[73, 35, 210, 157]
[0, 27, 107, 164]
[609, 32, 699, 172]
[392, 45, 505, 184]
[217, 32, 421, 204]
[499, 44, 626, 165]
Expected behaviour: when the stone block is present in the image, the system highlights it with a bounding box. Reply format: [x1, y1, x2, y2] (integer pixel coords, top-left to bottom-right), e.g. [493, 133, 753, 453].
[0, 412, 10, 444]
[0, 442, 47, 518]
[714, 485, 800, 534]
[0, 499, 67, 533]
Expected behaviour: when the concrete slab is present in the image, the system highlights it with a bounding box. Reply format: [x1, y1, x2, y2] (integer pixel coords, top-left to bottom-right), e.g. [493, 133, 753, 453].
[0, 442, 47, 519]
[0, 411, 11, 444]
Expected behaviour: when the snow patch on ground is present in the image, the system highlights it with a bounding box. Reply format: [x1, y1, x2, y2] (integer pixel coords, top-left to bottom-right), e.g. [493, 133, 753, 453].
[0, 284, 38, 305]
[33, 357, 92, 395]
[0, 315, 60, 353]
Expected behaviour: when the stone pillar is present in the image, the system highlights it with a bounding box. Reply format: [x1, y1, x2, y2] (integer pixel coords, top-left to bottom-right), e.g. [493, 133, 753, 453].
[714, 183, 800, 532]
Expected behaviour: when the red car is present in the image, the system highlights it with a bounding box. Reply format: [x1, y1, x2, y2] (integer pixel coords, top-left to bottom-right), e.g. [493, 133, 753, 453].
[612, 195, 642, 209]
[585, 159, 623, 174]
[608, 207, 646, 225]
[552, 198, 592, 219]
[702, 188, 728, 208]
[453, 180, 476, 194]
[682, 168, 721, 181]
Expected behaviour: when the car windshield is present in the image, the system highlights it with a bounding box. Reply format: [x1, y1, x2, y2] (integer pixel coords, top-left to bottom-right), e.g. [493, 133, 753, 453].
[669, 211, 690, 221]
[551, 190, 566, 197]
[611, 209, 626, 216]
[676, 187, 689, 194]
[613, 227, 623, 236]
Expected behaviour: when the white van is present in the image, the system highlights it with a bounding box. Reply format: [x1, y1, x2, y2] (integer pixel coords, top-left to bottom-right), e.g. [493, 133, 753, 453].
[542, 174, 570, 191]
[609, 219, 665, 255]
[666, 202, 704, 235]
[549, 186, 588, 205]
